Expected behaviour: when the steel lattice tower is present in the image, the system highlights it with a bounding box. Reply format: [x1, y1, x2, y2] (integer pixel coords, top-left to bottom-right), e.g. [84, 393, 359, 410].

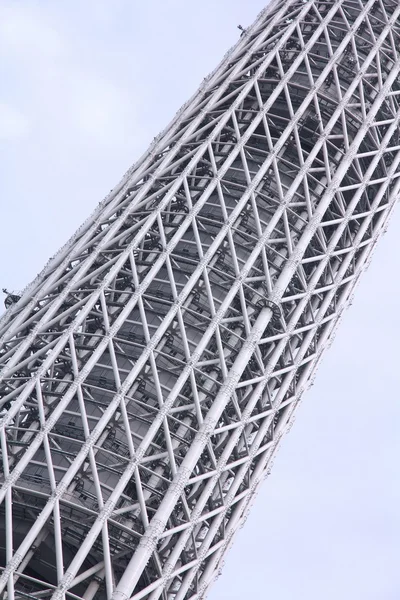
[1, 0, 400, 598]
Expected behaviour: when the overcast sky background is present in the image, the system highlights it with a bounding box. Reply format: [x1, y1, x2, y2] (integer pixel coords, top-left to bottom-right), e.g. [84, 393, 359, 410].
[0, 1, 399, 598]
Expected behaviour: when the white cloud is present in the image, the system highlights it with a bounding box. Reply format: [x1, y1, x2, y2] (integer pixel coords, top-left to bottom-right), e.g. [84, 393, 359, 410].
[0, 2, 139, 148]
[0, 103, 30, 140]
[0, 4, 64, 61]
[68, 75, 135, 144]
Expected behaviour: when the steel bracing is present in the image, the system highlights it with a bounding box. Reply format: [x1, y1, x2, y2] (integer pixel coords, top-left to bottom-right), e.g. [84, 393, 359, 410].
[1, 0, 400, 598]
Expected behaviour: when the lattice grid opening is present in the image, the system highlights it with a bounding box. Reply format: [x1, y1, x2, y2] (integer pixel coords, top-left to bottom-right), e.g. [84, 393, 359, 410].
[1, 1, 400, 599]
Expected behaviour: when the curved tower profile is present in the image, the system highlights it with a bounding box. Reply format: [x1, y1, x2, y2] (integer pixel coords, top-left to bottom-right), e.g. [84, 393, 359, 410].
[1, 1, 400, 598]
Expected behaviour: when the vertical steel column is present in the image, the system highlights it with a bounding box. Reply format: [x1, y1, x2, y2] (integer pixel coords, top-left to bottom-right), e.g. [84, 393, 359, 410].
[1, 1, 400, 599]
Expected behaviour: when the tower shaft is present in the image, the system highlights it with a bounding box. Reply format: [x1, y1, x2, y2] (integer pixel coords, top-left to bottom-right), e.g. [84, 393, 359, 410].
[1, 1, 400, 599]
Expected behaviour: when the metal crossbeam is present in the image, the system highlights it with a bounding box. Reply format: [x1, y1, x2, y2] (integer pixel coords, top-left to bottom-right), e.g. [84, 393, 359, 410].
[1, 1, 400, 599]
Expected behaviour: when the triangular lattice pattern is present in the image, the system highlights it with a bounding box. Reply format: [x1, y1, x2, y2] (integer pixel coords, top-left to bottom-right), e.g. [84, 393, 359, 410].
[1, 1, 400, 599]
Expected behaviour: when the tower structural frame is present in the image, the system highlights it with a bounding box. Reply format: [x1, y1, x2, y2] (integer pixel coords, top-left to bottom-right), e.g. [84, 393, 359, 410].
[1, 1, 400, 598]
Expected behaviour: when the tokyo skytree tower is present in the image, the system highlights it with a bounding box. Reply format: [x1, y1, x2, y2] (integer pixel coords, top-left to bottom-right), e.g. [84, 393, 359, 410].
[1, 0, 400, 598]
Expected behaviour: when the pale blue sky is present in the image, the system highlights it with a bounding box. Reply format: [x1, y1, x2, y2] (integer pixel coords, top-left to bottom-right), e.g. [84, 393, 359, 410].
[0, 2, 399, 598]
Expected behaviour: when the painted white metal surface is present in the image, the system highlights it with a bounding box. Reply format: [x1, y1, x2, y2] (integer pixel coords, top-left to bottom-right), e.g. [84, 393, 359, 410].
[1, 1, 400, 599]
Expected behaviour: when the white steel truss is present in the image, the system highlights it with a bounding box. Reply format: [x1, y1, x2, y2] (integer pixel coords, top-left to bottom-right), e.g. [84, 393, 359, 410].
[1, 1, 400, 598]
